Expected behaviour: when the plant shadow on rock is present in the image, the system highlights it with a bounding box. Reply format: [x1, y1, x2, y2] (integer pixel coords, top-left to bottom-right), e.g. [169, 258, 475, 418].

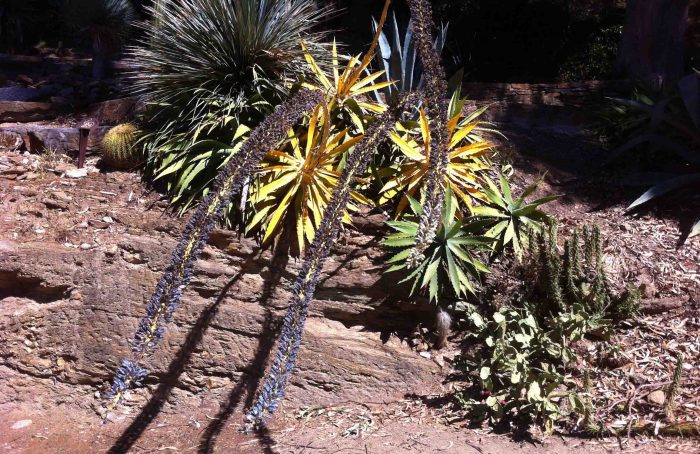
[108, 252, 286, 454]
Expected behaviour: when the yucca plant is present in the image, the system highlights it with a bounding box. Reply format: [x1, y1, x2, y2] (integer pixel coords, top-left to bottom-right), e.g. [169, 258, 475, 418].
[63, 0, 135, 79]
[385, 188, 491, 301]
[380, 89, 496, 216]
[371, 10, 448, 105]
[247, 101, 369, 253]
[472, 174, 557, 259]
[133, 0, 332, 219]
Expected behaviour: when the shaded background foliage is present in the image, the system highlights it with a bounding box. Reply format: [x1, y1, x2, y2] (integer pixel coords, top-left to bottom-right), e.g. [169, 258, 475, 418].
[3, 0, 698, 84]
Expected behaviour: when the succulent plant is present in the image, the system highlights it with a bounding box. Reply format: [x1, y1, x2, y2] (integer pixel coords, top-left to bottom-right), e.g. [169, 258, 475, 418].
[101, 123, 143, 169]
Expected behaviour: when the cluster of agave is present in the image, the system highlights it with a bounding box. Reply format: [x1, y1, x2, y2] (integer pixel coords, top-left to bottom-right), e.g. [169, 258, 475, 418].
[100, 0, 469, 430]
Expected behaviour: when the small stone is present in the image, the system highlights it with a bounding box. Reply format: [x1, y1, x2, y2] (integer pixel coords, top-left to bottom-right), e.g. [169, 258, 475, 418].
[65, 168, 88, 179]
[647, 390, 666, 406]
[103, 216, 114, 224]
[80, 243, 92, 250]
[11, 420, 32, 430]
[105, 245, 119, 257]
[123, 252, 146, 264]
[88, 219, 109, 229]
[51, 191, 72, 202]
[419, 351, 431, 359]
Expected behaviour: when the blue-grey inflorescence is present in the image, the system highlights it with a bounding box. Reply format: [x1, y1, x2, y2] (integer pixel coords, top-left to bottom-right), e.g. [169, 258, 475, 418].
[101, 89, 324, 416]
[243, 92, 421, 430]
[405, 0, 451, 268]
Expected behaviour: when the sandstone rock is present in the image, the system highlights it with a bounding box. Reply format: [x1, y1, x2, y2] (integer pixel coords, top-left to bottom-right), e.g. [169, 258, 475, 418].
[0, 101, 59, 122]
[88, 97, 137, 125]
[0, 229, 438, 413]
[0, 125, 110, 153]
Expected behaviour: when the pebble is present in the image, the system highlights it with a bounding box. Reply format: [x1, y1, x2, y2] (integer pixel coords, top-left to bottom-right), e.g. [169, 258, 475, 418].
[65, 168, 88, 179]
[80, 243, 93, 250]
[647, 390, 666, 406]
[11, 420, 32, 430]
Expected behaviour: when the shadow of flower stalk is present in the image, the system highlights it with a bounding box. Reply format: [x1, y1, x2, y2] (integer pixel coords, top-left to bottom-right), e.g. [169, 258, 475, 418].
[100, 89, 323, 418]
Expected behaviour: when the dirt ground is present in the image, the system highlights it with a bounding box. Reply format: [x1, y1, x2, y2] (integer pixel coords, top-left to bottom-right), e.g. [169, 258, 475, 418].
[0, 400, 690, 454]
[1, 121, 699, 453]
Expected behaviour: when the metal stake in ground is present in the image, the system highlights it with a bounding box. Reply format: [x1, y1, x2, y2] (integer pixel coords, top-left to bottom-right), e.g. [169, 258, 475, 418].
[77, 119, 97, 169]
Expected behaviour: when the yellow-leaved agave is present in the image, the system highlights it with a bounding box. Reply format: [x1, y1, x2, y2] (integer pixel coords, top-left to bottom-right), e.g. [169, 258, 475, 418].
[380, 91, 498, 216]
[300, 1, 394, 132]
[247, 101, 370, 252]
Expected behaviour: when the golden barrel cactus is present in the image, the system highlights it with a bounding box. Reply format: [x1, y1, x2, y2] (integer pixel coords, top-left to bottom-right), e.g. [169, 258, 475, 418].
[101, 123, 143, 169]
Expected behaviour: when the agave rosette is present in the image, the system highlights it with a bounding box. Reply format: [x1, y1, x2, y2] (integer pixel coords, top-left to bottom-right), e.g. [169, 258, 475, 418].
[247, 101, 369, 252]
[380, 91, 496, 216]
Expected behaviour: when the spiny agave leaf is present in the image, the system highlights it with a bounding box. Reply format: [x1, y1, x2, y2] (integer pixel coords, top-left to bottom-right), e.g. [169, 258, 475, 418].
[384, 236, 418, 247]
[627, 173, 700, 212]
[387, 220, 419, 235]
[689, 217, 700, 239]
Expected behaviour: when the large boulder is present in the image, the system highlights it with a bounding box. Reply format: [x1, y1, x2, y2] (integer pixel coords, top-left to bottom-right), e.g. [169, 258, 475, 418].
[0, 229, 439, 414]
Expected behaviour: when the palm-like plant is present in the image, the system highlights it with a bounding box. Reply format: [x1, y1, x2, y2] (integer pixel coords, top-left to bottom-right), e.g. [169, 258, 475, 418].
[385, 188, 491, 301]
[247, 101, 368, 252]
[63, 0, 135, 79]
[380, 90, 495, 215]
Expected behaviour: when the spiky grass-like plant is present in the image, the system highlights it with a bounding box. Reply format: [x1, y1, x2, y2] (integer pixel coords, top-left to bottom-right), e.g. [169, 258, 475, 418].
[101, 89, 324, 416]
[132, 0, 330, 141]
[132, 0, 332, 220]
[101, 123, 143, 169]
[405, 0, 451, 268]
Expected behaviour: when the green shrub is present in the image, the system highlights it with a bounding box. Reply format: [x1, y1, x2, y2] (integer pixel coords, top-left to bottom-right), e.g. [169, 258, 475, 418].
[132, 0, 331, 218]
[457, 302, 599, 433]
[455, 224, 640, 433]
[101, 123, 143, 169]
[558, 25, 622, 82]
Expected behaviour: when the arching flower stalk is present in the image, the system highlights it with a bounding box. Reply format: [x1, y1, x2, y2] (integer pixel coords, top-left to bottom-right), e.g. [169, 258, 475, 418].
[405, 0, 451, 268]
[243, 92, 420, 431]
[101, 89, 324, 416]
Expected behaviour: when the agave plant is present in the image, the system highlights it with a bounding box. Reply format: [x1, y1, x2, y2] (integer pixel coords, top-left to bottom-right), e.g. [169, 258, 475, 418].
[385, 188, 491, 301]
[63, 0, 136, 79]
[472, 174, 556, 258]
[380, 90, 496, 216]
[133, 0, 332, 219]
[608, 71, 700, 241]
[301, 36, 393, 132]
[371, 10, 449, 105]
[247, 101, 369, 252]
